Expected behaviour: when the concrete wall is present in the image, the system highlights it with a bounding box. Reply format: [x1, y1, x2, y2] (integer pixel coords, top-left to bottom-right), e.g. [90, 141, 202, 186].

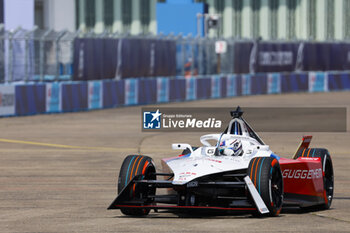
[45, 0, 76, 32]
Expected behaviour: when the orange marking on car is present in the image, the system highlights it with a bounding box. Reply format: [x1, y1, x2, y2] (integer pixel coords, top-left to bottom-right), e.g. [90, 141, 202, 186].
[142, 161, 149, 175]
[132, 184, 136, 196]
[134, 156, 143, 176]
[254, 158, 261, 185]
[307, 149, 312, 158]
[302, 148, 306, 157]
[129, 156, 140, 181]
[250, 159, 257, 180]
[271, 159, 277, 167]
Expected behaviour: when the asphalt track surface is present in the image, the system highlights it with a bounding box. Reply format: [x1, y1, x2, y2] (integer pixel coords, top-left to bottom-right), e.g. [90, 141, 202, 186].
[1, 92, 350, 233]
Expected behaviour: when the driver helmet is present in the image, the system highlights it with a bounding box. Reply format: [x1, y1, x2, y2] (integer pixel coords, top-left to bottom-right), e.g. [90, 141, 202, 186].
[219, 138, 243, 156]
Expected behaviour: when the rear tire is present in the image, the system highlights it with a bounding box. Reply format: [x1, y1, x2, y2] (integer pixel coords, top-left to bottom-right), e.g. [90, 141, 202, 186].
[296, 148, 334, 209]
[248, 157, 283, 217]
[118, 155, 156, 216]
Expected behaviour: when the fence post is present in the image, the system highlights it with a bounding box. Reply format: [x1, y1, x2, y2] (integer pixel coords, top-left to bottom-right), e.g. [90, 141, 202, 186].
[7, 27, 21, 83]
[24, 27, 37, 82]
[190, 35, 195, 76]
[39, 30, 52, 82]
[55, 30, 67, 81]
[181, 37, 186, 76]
[0, 25, 4, 83]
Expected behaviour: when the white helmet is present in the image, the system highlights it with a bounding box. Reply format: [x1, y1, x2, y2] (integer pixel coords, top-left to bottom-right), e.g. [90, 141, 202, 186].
[219, 138, 243, 156]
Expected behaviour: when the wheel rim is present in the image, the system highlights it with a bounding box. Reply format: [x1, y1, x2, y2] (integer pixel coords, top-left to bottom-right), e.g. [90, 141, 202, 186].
[270, 166, 283, 209]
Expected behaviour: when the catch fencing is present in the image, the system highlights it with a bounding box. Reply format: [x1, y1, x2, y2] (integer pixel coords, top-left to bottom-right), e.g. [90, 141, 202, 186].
[0, 27, 76, 83]
[2, 28, 350, 83]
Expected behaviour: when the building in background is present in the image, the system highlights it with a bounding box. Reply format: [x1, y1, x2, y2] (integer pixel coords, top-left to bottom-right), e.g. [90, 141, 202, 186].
[200, 0, 350, 41]
[1, 0, 350, 41]
[75, 0, 157, 35]
[35, 0, 75, 32]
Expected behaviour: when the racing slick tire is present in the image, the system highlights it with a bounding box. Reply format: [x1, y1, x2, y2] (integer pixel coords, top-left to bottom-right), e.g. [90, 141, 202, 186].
[118, 155, 156, 216]
[248, 157, 284, 217]
[296, 148, 334, 209]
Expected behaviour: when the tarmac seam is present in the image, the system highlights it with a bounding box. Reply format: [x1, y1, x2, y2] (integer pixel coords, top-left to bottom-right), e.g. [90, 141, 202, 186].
[310, 212, 350, 223]
[0, 138, 132, 152]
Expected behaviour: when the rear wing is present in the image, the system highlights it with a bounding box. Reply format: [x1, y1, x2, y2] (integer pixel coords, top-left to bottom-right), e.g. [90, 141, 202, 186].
[292, 135, 312, 159]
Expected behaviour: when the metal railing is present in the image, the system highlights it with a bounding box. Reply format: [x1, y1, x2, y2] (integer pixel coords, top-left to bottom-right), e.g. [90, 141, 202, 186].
[0, 27, 247, 83]
[0, 27, 77, 83]
[2, 27, 347, 83]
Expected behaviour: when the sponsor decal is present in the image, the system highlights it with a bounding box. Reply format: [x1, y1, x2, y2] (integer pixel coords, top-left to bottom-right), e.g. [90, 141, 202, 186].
[179, 172, 197, 181]
[88, 81, 102, 109]
[186, 77, 196, 101]
[242, 74, 251, 95]
[259, 51, 293, 66]
[267, 73, 281, 94]
[282, 168, 322, 179]
[211, 76, 221, 98]
[226, 75, 237, 97]
[0, 85, 15, 116]
[46, 83, 61, 113]
[125, 79, 138, 105]
[309, 72, 328, 93]
[206, 158, 222, 163]
[157, 78, 169, 103]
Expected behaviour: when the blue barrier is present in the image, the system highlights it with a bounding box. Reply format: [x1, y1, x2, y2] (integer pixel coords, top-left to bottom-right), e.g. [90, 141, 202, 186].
[281, 73, 308, 93]
[220, 76, 227, 98]
[251, 74, 267, 95]
[62, 82, 88, 112]
[103, 80, 125, 108]
[15, 84, 46, 115]
[138, 79, 157, 105]
[328, 73, 350, 91]
[196, 77, 211, 100]
[169, 78, 186, 102]
[1, 71, 349, 117]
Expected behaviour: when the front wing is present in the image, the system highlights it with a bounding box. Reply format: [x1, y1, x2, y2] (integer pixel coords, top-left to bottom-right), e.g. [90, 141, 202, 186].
[108, 173, 268, 214]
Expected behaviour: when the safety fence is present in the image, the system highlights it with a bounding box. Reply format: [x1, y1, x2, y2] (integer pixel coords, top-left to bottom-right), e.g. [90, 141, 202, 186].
[4, 27, 350, 83]
[1, 71, 350, 117]
[0, 28, 76, 83]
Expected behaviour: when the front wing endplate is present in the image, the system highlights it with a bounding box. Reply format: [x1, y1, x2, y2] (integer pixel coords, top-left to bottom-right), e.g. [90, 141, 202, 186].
[244, 176, 269, 214]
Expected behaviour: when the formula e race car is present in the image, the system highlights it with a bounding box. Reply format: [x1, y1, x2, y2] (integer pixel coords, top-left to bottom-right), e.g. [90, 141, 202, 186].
[108, 107, 334, 217]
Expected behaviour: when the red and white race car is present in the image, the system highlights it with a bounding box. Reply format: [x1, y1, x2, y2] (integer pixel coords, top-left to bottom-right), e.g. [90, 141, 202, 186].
[108, 107, 334, 217]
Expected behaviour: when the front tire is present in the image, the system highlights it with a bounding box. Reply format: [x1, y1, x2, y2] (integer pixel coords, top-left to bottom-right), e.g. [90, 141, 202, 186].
[118, 155, 156, 216]
[248, 157, 284, 217]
